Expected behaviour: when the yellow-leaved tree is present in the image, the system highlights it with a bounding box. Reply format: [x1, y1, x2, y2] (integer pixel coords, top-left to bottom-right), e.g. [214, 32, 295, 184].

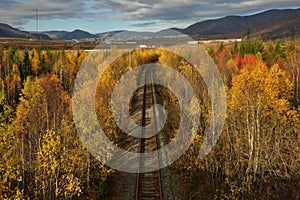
[225, 56, 299, 198]
[0, 78, 23, 199]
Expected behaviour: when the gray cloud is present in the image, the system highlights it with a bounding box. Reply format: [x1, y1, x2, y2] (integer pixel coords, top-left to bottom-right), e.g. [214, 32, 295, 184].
[0, 0, 100, 27]
[0, 0, 299, 30]
[91, 0, 299, 21]
[131, 22, 157, 27]
[90, 0, 300, 30]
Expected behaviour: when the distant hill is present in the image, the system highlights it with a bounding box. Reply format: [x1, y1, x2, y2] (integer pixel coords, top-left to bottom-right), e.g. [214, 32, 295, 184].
[169, 27, 184, 33]
[111, 8, 300, 40]
[0, 23, 51, 40]
[1, 8, 300, 41]
[62, 29, 98, 40]
[113, 31, 154, 38]
[182, 8, 300, 40]
[42, 29, 98, 40]
[155, 28, 183, 37]
[41, 31, 69, 40]
[111, 29, 183, 39]
[96, 30, 125, 39]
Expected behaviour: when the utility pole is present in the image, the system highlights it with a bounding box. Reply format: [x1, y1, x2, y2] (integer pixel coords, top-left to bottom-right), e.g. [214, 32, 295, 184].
[36, 9, 39, 40]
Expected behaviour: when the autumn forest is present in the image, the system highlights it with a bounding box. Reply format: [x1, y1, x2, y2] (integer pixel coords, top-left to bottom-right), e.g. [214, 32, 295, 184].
[1, 39, 300, 199]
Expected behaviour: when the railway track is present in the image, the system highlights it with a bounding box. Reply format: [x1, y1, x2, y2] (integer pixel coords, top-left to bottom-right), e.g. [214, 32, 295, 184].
[134, 66, 163, 200]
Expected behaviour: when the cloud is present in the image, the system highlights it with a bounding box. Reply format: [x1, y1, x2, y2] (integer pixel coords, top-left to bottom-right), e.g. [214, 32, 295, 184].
[0, 0, 299, 30]
[0, 0, 102, 27]
[131, 22, 157, 27]
[91, 0, 300, 22]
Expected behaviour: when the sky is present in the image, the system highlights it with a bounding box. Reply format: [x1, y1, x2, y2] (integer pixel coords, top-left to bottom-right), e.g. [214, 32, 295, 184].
[0, 0, 299, 33]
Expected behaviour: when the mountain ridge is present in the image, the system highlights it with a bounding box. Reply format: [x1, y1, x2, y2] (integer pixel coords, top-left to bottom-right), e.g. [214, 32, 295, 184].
[0, 23, 51, 40]
[0, 8, 299, 41]
[183, 8, 300, 39]
[42, 29, 99, 40]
